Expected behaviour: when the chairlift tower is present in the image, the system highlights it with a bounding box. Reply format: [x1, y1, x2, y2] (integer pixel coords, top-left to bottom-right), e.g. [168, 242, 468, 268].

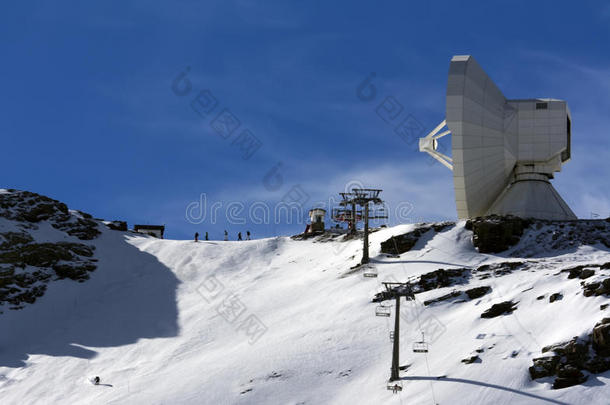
[382, 281, 416, 382]
[351, 188, 387, 264]
[332, 188, 387, 264]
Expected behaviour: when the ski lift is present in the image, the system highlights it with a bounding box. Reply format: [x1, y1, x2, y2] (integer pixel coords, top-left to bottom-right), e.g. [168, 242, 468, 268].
[375, 304, 391, 317]
[412, 332, 429, 353]
[363, 267, 378, 278]
[386, 381, 403, 393]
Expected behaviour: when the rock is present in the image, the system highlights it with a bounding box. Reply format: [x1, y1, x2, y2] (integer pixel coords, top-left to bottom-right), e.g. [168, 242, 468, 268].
[536, 295, 545, 300]
[52, 263, 97, 281]
[592, 318, 610, 356]
[584, 357, 610, 374]
[417, 268, 470, 292]
[552, 365, 587, 389]
[461, 355, 480, 364]
[423, 285, 492, 305]
[543, 337, 589, 370]
[424, 291, 462, 306]
[565, 266, 584, 279]
[582, 279, 610, 297]
[52, 218, 100, 240]
[601, 304, 608, 310]
[0, 242, 94, 268]
[466, 215, 530, 253]
[0, 190, 68, 223]
[0, 190, 100, 241]
[0, 232, 33, 249]
[380, 222, 454, 254]
[481, 301, 518, 318]
[106, 220, 128, 231]
[530, 321, 610, 388]
[380, 224, 450, 255]
[0, 190, 101, 311]
[580, 269, 596, 279]
[549, 293, 563, 303]
[529, 356, 560, 379]
[472, 261, 526, 279]
[465, 286, 492, 299]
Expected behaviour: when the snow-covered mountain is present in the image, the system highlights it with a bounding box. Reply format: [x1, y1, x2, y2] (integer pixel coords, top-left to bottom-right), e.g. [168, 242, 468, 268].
[1, 189, 610, 405]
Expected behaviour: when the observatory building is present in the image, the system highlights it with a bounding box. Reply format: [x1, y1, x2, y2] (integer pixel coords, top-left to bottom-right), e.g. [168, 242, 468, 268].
[419, 55, 576, 220]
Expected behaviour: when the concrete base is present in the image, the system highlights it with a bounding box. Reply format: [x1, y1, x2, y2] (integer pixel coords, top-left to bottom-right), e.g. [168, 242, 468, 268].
[486, 179, 577, 220]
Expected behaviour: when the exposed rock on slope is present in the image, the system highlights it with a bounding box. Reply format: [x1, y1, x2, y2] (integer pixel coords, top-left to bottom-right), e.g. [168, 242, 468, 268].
[0, 190, 100, 239]
[529, 318, 610, 389]
[0, 190, 101, 311]
[480, 300, 518, 318]
[380, 222, 453, 255]
[465, 215, 530, 253]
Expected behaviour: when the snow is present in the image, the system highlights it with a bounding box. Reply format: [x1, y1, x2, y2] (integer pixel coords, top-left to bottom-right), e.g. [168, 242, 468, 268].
[1, 221, 610, 404]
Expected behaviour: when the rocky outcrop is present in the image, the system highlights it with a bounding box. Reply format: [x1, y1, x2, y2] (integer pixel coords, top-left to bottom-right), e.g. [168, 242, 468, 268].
[529, 356, 560, 379]
[423, 286, 491, 306]
[423, 291, 462, 306]
[510, 219, 610, 257]
[473, 261, 526, 279]
[592, 318, 610, 356]
[553, 365, 587, 389]
[0, 236, 97, 309]
[465, 286, 492, 299]
[372, 267, 470, 303]
[529, 320, 610, 389]
[0, 190, 100, 240]
[465, 215, 530, 253]
[417, 268, 470, 292]
[0, 190, 101, 311]
[564, 265, 596, 279]
[380, 222, 453, 255]
[480, 301, 518, 318]
[461, 355, 480, 364]
[582, 278, 610, 297]
[106, 220, 128, 231]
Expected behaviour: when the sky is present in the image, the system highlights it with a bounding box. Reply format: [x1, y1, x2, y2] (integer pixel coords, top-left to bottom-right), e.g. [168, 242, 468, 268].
[2, 1, 610, 240]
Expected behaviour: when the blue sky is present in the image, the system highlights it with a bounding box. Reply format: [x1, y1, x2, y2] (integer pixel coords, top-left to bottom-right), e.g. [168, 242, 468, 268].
[2, 1, 610, 239]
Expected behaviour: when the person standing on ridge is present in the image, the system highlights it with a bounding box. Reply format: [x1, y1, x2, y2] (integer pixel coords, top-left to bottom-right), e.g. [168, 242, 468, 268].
[246, 230, 251, 240]
[194, 232, 199, 242]
[205, 232, 209, 241]
[224, 230, 228, 241]
[238, 232, 242, 241]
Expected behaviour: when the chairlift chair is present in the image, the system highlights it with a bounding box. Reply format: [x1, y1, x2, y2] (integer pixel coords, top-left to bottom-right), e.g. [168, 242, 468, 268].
[363, 267, 378, 278]
[412, 332, 429, 353]
[375, 304, 391, 317]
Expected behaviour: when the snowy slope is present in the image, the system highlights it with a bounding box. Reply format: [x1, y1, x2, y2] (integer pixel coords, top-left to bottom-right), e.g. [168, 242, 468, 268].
[2, 206, 610, 404]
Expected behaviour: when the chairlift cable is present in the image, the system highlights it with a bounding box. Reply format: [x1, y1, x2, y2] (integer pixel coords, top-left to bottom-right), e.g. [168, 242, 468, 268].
[413, 298, 437, 405]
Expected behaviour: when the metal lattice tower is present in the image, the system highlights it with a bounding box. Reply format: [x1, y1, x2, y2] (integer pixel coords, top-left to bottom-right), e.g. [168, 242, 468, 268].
[351, 188, 387, 264]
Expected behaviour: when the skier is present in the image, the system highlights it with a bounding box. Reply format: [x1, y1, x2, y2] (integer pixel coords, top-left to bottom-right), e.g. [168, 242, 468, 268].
[205, 232, 209, 241]
[93, 376, 100, 385]
[194, 232, 199, 242]
[238, 232, 242, 241]
[246, 230, 251, 240]
[224, 230, 228, 241]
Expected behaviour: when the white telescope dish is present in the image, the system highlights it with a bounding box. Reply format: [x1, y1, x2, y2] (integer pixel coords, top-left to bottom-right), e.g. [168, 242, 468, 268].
[420, 55, 576, 220]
